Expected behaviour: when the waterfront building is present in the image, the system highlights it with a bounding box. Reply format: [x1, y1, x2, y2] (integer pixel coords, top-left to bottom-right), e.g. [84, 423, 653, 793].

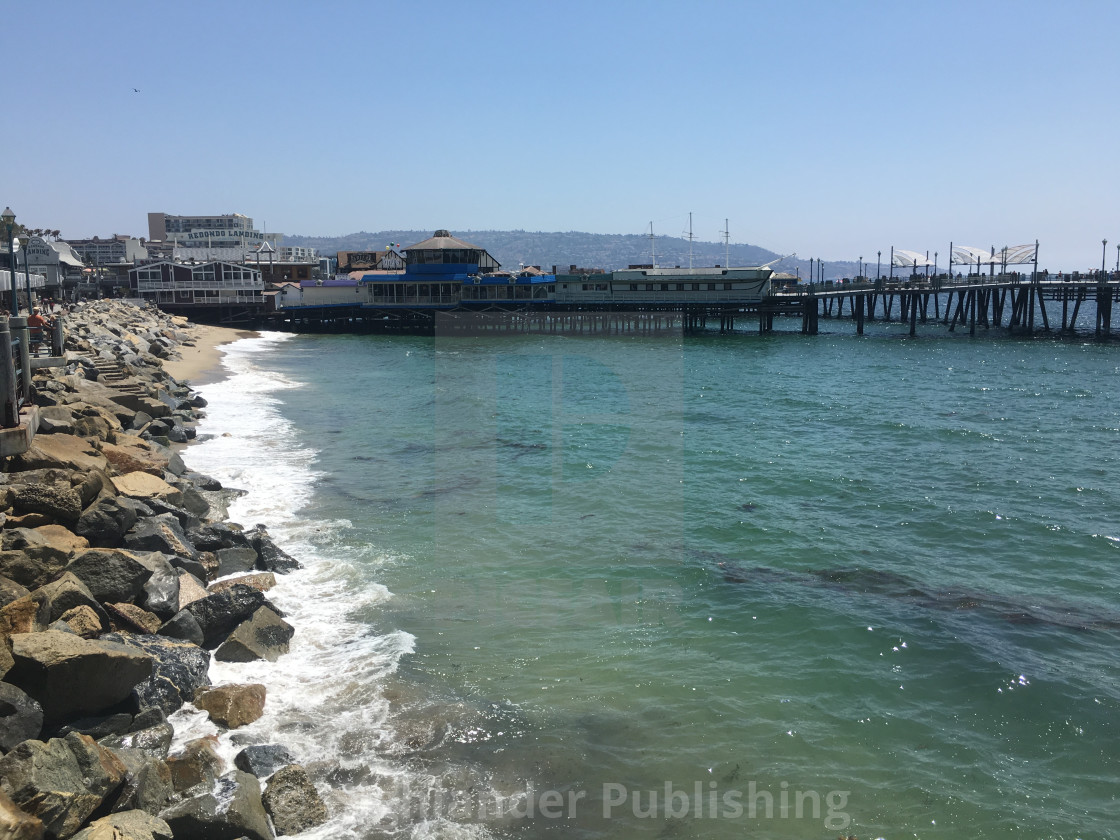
[147, 211, 282, 263]
[337, 250, 405, 273]
[130, 260, 264, 321]
[22, 236, 86, 297]
[66, 234, 148, 266]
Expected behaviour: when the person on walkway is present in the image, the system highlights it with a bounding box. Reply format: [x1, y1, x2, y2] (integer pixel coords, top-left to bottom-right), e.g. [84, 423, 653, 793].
[27, 307, 51, 354]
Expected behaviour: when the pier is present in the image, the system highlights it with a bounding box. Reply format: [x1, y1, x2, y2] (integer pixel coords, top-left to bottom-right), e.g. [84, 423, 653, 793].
[268, 274, 1120, 340]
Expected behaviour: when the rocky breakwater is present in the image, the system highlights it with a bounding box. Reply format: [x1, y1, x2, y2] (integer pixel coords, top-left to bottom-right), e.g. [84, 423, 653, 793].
[0, 301, 327, 840]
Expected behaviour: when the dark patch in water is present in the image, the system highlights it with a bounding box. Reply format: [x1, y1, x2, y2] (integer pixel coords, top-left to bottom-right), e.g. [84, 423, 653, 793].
[415, 476, 482, 499]
[738, 503, 758, 512]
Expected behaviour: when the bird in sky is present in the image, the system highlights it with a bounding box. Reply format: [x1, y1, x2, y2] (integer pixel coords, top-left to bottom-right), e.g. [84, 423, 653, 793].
[133, 88, 140, 93]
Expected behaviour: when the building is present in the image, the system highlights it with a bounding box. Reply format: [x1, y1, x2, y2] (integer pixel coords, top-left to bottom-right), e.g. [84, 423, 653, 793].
[66, 235, 148, 266]
[337, 250, 405, 273]
[22, 237, 86, 297]
[130, 260, 265, 323]
[147, 211, 282, 263]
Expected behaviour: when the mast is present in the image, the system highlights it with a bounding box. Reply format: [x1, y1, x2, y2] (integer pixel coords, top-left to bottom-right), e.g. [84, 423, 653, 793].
[648, 221, 657, 268]
[688, 212, 694, 269]
[720, 219, 730, 268]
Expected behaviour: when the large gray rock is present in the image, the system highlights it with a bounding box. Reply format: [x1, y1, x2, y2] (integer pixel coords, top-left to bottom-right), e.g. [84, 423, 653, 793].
[156, 609, 204, 647]
[71, 810, 173, 840]
[131, 553, 180, 620]
[74, 496, 146, 547]
[0, 732, 126, 839]
[0, 682, 44, 752]
[192, 684, 265, 730]
[159, 770, 274, 840]
[262, 764, 328, 836]
[233, 744, 294, 780]
[215, 608, 294, 664]
[0, 574, 31, 609]
[185, 523, 252, 553]
[215, 547, 257, 578]
[31, 572, 110, 629]
[0, 787, 44, 840]
[123, 515, 199, 561]
[183, 585, 277, 649]
[248, 526, 301, 574]
[99, 634, 210, 717]
[0, 531, 70, 589]
[66, 549, 153, 605]
[99, 722, 174, 760]
[11, 484, 83, 526]
[5, 631, 154, 724]
[105, 749, 175, 817]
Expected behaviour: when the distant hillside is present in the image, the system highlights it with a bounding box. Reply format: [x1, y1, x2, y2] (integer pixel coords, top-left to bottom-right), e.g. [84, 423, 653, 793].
[283, 229, 860, 280]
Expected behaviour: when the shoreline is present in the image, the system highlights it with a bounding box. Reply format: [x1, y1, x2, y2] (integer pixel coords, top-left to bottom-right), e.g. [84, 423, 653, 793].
[162, 323, 259, 386]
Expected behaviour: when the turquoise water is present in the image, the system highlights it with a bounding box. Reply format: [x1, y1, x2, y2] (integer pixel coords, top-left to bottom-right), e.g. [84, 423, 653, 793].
[193, 324, 1120, 839]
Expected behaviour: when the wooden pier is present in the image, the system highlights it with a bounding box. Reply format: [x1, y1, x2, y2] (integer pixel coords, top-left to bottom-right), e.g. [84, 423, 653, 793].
[268, 275, 1120, 339]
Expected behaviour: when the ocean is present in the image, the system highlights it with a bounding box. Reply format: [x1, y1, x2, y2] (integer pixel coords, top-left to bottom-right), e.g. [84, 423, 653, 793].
[172, 316, 1120, 840]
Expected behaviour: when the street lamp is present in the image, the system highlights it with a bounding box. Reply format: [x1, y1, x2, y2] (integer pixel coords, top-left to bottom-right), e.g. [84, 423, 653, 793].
[859, 255, 863, 280]
[876, 250, 881, 281]
[2, 207, 16, 315]
[1103, 239, 1109, 278]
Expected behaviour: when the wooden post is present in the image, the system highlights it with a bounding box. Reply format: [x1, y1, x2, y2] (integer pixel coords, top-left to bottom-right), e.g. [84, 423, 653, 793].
[0, 319, 18, 428]
[10, 316, 29, 405]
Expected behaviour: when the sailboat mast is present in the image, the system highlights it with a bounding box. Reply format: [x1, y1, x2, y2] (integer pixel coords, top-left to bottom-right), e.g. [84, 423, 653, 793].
[721, 219, 730, 268]
[688, 212, 694, 269]
[649, 221, 657, 268]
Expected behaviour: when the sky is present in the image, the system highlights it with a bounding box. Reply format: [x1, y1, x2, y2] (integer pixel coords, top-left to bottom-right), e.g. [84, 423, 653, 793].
[2, 0, 1118, 272]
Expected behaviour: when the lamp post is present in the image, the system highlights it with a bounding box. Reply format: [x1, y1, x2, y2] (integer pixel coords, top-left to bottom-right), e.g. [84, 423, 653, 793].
[2, 208, 16, 315]
[1103, 239, 1109, 279]
[859, 255, 863, 280]
[876, 250, 881, 281]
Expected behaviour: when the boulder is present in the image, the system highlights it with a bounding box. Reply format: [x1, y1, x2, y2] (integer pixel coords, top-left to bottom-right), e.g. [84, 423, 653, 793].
[36, 405, 77, 435]
[57, 605, 104, 638]
[111, 473, 182, 507]
[248, 526, 301, 574]
[207, 572, 275, 596]
[0, 537, 69, 589]
[100, 440, 166, 478]
[32, 572, 111, 629]
[55, 712, 134, 741]
[66, 549, 153, 605]
[123, 515, 198, 561]
[175, 572, 208, 610]
[138, 498, 198, 533]
[74, 496, 147, 547]
[262, 764, 328, 836]
[180, 470, 220, 491]
[159, 770, 273, 840]
[232, 744, 294, 781]
[186, 523, 251, 553]
[5, 631, 153, 724]
[192, 684, 265, 730]
[215, 608, 294, 664]
[7, 434, 110, 473]
[215, 547, 258, 578]
[0, 682, 44, 752]
[131, 553, 180, 620]
[2, 595, 50, 637]
[0, 574, 31, 609]
[0, 787, 44, 840]
[11, 485, 83, 526]
[71, 810, 173, 840]
[99, 634, 210, 717]
[98, 722, 174, 760]
[156, 610, 204, 647]
[166, 738, 224, 793]
[104, 749, 174, 817]
[182, 585, 276, 649]
[0, 732, 125, 839]
[30, 525, 89, 556]
[106, 603, 162, 634]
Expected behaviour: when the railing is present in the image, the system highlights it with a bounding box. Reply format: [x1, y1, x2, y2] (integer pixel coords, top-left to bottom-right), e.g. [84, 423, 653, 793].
[136, 279, 264, 291]
[0, 318, 27, 427]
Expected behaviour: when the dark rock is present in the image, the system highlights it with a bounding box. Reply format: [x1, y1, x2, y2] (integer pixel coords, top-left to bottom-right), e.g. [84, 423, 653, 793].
[207, 572, 275, 595]
[180, 470, 221, 491]
[55, 712, 134, 741]
[216, 547, 258, 578]
[99, 722, 174, 760]
[131, 553, 180, 620]
[156, 609, 204, 646]
[215, 608, 294, 664]
[233, 744, 294, 780]
[12, 484, 83, 526]
[167, 556, 208, 583]
[0, 539, 69, 589]
[0, 787, 44, 840]
[123, 515, 199, 561]
[105, 749, 175, 817]
[193, 684, 265, 730]
[189, 395, 207, 409]
[0, 682, 44, 752]
[129, 707, 166, 733]
[107, 602, 163, 634]
[140, 498, 199, 533]
[183, 585, 279, 649]
[0, 574, 32, 609]
[100, 633, 211, 717]
[167, 425, 188, 444]
[5, 630, 154, 723]
[74, 496, 146, 547]
[71, 809, 173, 840]
[186, 523, 251, 553]
[66, 549, 153, 605]
[159, 770, 273, 840]
[262, 764, 328, 836]
[248, 526, 300, 574]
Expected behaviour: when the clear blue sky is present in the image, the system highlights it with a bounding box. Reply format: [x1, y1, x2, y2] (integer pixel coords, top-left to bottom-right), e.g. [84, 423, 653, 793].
[3, 0, 1117, 271]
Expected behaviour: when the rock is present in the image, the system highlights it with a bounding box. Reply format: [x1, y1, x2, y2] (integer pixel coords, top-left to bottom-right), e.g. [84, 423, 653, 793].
[232, 745, 294, 780]
[183, 585, 277, 649]
[0, 532, 69, 589]
[262, 764, 328, 836]
[111, 473, 183, 507]
[106, 603, 163, 634]
[0, 732, 125, 839]
[175, 572, 208, 610]
[138, 498, 198, 533]
[0, 788, 44, 840]
[166, 738, 224, 792]
[37, 405, 77, 435]
[11, 485, 83, 527]
[1, 595, 50, 637]
[215, 608, 294, 664]
[180, 470, 220, 491]
[98, 634, 210, 717]
[66, 549, 153, 605]
[0, 574, 31, 609]
[32, 572, 111, 629]
[58, 605, 103, 638]
[74, 496, 146, 548]
[193, 684, 265, 730]
[155, 610, 204, 647]
[130, 411, 154, 430]
[5, 631, 153, 724]
[248, 526, 301, 574]
[186, 523, 252, 553]
[55, 712, 134, 741]
[71, 810, 173, 840]
[7, 434, 110, 473]
[130, 553, 180, 620]
[104, 749, 174, 816]
[215, 547, 258, 578]
[0, 683, 44, 752]
[171, 561, 209, 591]
[207, 572, 275, 596]
[4, 514, 51, 529]
[100, 440, 166, 478]
[159, 770, 273, 840]
[30, 525, 89, 556]
[123, 515, 198, 561]
[167, 425, 188, 444]
[99, 722, 174, 760]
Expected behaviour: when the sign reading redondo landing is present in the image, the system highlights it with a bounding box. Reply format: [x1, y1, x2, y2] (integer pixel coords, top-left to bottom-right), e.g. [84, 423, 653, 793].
[183, 229, 265, 241]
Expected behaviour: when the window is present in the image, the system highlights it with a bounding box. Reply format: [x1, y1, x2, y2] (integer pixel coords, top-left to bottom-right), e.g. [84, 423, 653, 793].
[708, 283, 716, 290]
[630, 283, 638, 291]
[660, 283, 669, 291]
[724, 283, 733, 290]
[692, 283, 700, 291]
[676, 283, 685, 291]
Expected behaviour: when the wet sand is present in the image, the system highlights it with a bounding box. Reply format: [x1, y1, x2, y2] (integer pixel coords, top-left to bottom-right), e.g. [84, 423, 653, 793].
[162, 323, 257, 385]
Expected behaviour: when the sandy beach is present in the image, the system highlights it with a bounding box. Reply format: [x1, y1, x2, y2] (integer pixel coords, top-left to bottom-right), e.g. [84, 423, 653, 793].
[162, 323, 257, 385]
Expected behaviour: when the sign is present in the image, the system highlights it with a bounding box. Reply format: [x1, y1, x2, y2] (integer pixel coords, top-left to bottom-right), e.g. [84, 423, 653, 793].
[182, 229, 265, 242]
